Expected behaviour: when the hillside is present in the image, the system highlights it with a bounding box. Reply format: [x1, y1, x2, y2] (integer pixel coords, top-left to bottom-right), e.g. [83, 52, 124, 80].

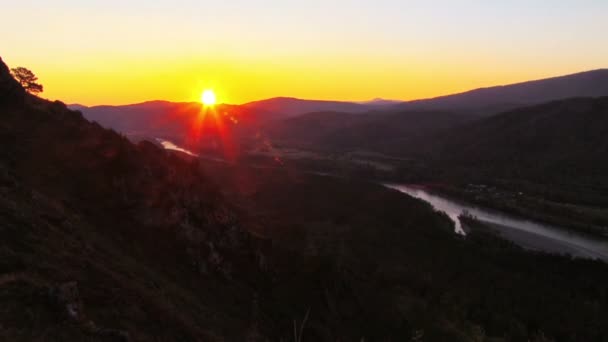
[265, 109, 477, 153]
[74, 97, 399, 153]
[0, 57, 271, 340]
[4, 56, 608, 341]
[74, 70, 608, 161]
[73, 100, 200, 136]
[432, 97, 608, 185]
[264, 111, 368, 147]
[410, 96, 608, 233]
[255, 70, 608, 155]
[75, 101, 267, 137]
[76, 100, 281, 159]
[201, 160, 608, 342]
[397, 69, 608, 114]
[240, 97, 386, 117]
[75, 96, 391, 139]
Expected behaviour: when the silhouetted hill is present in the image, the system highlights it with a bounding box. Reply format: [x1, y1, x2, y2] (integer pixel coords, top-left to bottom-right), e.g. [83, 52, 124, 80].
[75, 97, 391, 139]
[397, 69, 608, 114]
[66, 103, 88, 111]
[241, 97, 384, 117]
[4, 56, 608, 341]
[74, 100, 193, 135]
[0, 56, 269, 340]
[259, 77, 589, 153]
[75, 100, 257, 136]
[358, 98, 403, 105]
[74, 70, 608, 160]
[266, 109, 477, 152]
[75, 100, 280, 158]
[430, 97, 608, 185]
[74, 98, 406, 158]
[265, 111, 366, 147]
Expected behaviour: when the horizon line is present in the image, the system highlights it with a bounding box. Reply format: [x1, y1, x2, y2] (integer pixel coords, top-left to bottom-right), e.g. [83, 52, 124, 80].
[65, 67, 608, 108]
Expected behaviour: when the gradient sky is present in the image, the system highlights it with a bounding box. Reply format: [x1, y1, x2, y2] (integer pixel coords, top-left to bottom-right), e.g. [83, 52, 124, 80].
[2, 0, 607, 105]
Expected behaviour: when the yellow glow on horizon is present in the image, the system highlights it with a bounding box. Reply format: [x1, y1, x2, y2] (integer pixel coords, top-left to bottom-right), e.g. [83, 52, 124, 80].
[2, 1, 607, 107]
[201, 89, 216, 106]
[7, 53, 604, 107]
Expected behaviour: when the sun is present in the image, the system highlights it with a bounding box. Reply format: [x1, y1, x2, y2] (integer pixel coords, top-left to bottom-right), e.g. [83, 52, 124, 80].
[201, 89, 216, 106]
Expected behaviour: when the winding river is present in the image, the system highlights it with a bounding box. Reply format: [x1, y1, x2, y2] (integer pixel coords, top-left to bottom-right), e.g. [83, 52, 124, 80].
[385, 184, 608, 262]
[154, 139, 608, 262]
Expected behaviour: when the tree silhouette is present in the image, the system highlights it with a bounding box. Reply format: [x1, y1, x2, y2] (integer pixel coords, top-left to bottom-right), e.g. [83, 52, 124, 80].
[10, 67, 43, 94]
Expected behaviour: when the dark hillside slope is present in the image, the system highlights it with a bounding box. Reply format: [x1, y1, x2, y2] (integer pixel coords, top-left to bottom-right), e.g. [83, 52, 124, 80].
[266, 110, 476, 153]
[76, 97, 382, 142]
[77, 101, 274, 151]
[3, 56, 608, 341]
[241, 97, 371, 117]
[75, 97, 397, 157]
[1, 56, 492, 341]
[265, 111, 367, 147]
[0, 58, 270, 340]
[433, 97, 608, 187]
[325, 110, 477, 153]
[202, 161, 608, 342]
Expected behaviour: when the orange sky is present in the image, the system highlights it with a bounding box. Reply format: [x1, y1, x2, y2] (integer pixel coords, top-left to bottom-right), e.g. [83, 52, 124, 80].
[2, 1, 607, 105]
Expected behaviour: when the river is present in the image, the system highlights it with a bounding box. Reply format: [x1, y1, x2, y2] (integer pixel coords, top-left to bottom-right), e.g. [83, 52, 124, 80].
[385, 184, 608, 262]
[156, 138, 199, 157]
[154, 139, 608, 262]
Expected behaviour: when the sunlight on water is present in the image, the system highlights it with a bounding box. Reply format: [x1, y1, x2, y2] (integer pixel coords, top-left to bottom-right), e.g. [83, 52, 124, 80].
[386, 184, 608, 261]
[156, 139, 198, 157]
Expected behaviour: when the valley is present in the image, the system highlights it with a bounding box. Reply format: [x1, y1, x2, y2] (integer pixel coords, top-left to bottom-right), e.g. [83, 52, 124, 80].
[3, 55, 608, 341]
[4, 2, 608, 341]
[154, 137, 608, 262]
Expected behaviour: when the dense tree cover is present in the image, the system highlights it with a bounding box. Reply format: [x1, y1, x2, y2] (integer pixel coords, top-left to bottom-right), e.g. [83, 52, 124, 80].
[258, 96, 608, 236]
[427, 97, 608, 186]
[202, 161, 608, 341]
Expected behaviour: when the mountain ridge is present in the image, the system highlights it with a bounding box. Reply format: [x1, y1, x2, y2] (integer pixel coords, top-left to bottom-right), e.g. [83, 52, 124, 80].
[428, 95, 608, 186]
[4, 56, 608, 341]
[397, 68, 608, 114]
[72, 68, 608, 116]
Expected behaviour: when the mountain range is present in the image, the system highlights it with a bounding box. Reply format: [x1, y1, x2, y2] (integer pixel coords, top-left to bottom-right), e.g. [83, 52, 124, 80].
[395, 69, 608, 114]
[75, 69, 608, 121]
[73, 69, 608, 153]
[4, 55, 608, 341]
[429, 96, 608, 186]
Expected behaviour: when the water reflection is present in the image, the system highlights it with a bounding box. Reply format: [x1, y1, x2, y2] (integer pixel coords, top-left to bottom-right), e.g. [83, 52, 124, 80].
[156, 138, 198, 156]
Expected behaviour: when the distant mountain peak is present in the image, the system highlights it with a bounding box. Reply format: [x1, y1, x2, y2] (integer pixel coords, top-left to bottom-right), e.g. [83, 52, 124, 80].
[358, 98, 404, 105]
[398, 68, 608, 114]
